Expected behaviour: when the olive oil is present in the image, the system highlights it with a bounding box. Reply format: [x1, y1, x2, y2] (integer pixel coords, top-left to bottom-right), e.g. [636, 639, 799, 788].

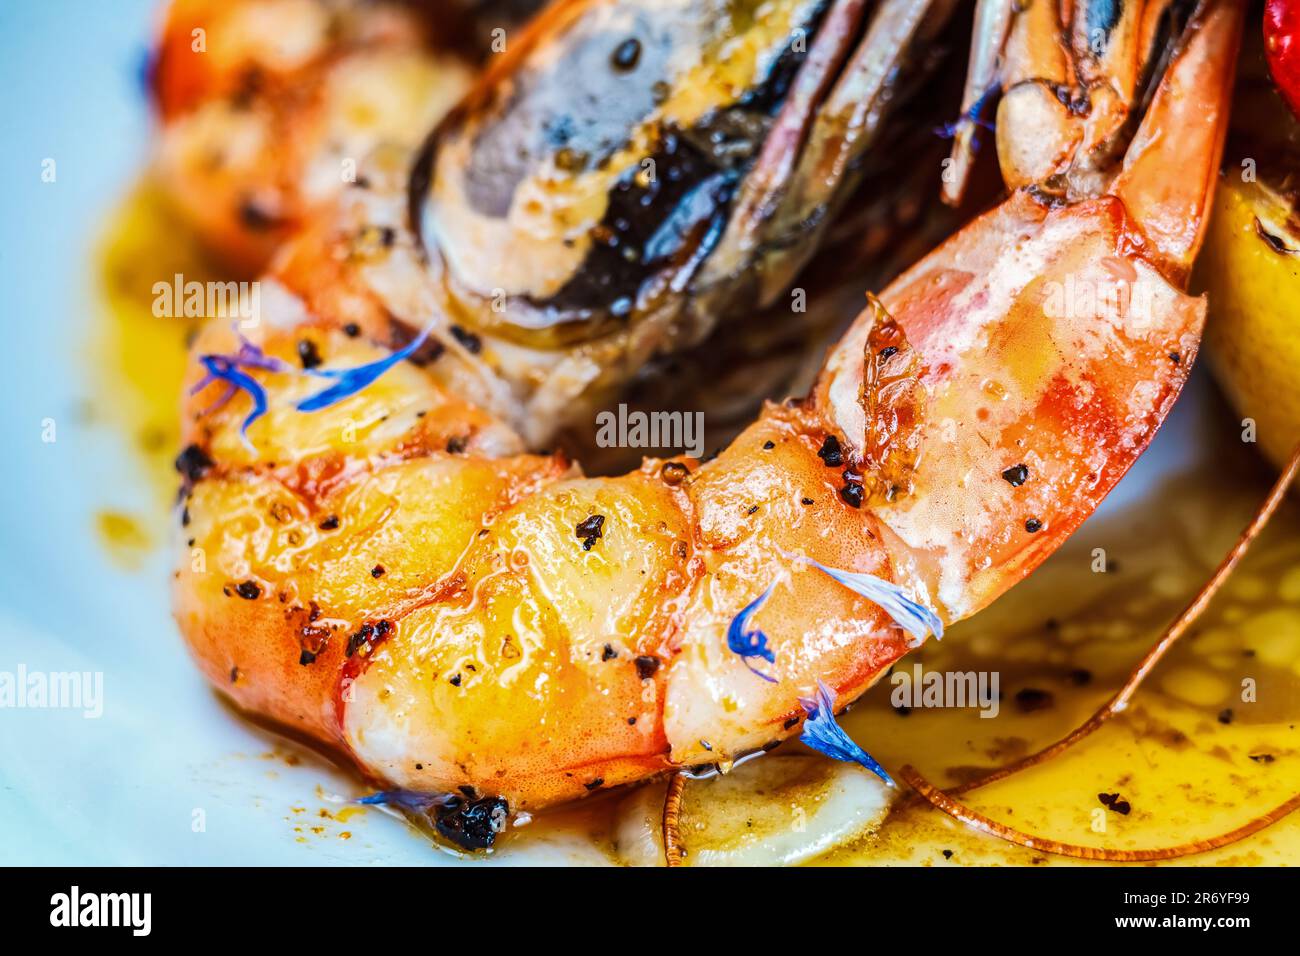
[94, 180, 216, 499]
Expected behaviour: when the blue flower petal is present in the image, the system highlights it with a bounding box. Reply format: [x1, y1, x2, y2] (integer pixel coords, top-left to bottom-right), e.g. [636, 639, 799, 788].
[190, 329, 294, 449]
[726, 583, 778, 683]
[297, 327, 431, 412]
[798, 679, 894, 787]
[233, 334, 291, 374]
[356, 789, 447, 812]
[934, 81, 999, 140]
[195, 355, 269, 449]
[787, 552, 943, 647]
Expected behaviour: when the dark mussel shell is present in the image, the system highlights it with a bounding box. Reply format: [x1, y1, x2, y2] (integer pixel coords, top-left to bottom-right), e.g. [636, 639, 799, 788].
[412, 0, 834, 347]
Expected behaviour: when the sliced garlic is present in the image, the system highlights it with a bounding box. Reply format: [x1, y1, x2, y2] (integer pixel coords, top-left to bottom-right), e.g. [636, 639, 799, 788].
[612, 755, 894, 867]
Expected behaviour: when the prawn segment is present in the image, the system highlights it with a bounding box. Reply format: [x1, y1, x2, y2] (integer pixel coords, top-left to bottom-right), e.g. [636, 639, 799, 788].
[1111, 0, 1243, 282]
[181, 320, 524, 468]
[342, 466, 694, 807]
[175, 322, 563, 741]
[663, 0, 1241, 770]
[177, 453, 564, 741]
[824, 1, 1243, 615]
[663, 410, 921, 765]
[150, 0, 469, 269]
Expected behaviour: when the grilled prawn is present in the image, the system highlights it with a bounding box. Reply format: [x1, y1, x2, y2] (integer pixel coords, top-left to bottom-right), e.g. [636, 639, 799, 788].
[150, 0, 476, 270]
[173, 0, 1243, 843]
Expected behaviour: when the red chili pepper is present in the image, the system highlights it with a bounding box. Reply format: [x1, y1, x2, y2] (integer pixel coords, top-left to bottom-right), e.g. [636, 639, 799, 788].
[1266, 0, 1300, 120]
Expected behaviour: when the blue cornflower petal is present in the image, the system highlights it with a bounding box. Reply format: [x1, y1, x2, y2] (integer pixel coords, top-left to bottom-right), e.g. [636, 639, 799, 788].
[190, 328, 293, 449]
[233, 333, 292, 374]
[356, 789, 448, 812]
[726, 582, 778, 683]
[194, 354, 269, 449]
[297, 327, 431, 412]
[798, 679, 894, 787]
[786, 552, 943, 647]
[934, 81, 1000, 140]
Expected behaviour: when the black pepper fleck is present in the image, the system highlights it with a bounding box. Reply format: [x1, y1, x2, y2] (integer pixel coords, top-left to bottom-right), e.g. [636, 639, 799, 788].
[347, 623, 375, 657]
[297, 339, 322, 370]
[1098, 792, 1131, 815]
[1002, 464, 1030, 486]
[1015, 687, 1054, 712]
[1025, 517, 1043, 533]
[450, 325, 483, 354]
[319, 515, 340, 531]
[634, 655, 660, 680]
[175, 444, 214, 484]
[576, 514, 605, 550]
[238, 199, 277, 230]
[817, 435, 843, 467]
[235, 580, 261, 600]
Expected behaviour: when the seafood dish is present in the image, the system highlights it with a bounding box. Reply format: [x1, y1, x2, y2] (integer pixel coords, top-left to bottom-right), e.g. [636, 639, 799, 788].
[5, 0, 1300, 872]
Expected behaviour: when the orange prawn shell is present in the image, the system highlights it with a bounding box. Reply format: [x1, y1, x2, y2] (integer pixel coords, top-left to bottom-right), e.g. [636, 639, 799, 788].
[150, 0, 465, 270]
[173, 323, 560, 746]
[341, 464, 698, 807]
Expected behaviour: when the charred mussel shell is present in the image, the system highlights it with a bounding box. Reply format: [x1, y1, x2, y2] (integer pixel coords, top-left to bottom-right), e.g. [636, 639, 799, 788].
[411, 0, 834, 347]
